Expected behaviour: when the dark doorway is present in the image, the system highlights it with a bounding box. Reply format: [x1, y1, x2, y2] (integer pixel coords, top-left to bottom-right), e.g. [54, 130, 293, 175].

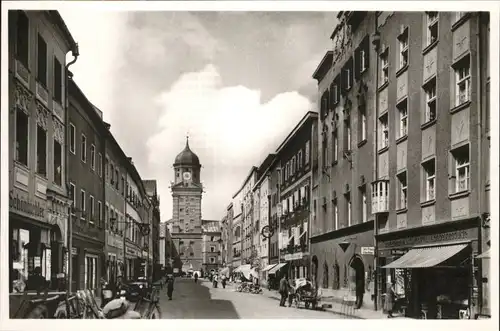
[349, 255, 365, 309]
[311, 255, 318, 288]
[50, 226, 63, 290]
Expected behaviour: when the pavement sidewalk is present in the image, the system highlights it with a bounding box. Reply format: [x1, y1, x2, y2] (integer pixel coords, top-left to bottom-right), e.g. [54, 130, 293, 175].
[261, 288, 411, 319]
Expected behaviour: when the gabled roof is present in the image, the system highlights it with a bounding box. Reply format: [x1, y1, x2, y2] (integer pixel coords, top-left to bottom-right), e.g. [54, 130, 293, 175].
[46, 11, 78, 54]
[312, 51, 333, 82]
[275, 111, 318, 155]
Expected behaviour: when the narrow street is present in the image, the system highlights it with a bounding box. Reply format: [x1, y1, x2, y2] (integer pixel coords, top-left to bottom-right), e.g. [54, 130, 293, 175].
[158, 278, 340, 319]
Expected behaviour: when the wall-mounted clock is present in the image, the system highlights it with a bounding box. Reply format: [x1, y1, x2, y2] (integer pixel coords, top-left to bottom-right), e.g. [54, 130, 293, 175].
[183, 172, 192, 181]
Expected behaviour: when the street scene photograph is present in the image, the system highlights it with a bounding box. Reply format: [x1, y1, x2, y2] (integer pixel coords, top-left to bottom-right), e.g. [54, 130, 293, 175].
[1, 1, 497, 327]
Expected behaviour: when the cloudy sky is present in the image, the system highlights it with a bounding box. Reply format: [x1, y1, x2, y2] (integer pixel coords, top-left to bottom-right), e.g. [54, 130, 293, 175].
[59, 8, 337, 222]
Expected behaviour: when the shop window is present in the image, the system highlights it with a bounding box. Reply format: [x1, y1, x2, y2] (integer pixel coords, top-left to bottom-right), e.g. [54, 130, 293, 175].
[398, 27, 409, 69]
[397, 98, 408, 138]
[453, 56, 471, 107]
[16, 11, 29, 67]
[397, 171, 408, 209]
[81, 134, 87, 163]
[379, 47, 389, 85]
[36, 124, 47, 176]
[379, 113, 389, 149]
[422, 158, 436, 201]
[85, 255, 98, 290]
[425, 12, 439, 46]
[423, 78, 437, 123]
[37, 34, 47, 87]
[53, 57, 62, 104]
[53, 139, 62, 186]
[451, 144, 470, 193]
[15, 109, 29, 166]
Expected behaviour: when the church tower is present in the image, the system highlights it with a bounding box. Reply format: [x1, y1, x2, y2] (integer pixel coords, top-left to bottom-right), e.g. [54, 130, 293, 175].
[170, 136, 204, 273]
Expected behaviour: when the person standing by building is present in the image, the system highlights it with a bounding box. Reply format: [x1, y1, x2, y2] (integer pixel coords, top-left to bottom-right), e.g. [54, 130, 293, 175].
[385, 280, 396, 318]
[167, 276, 174, 300]
[279, 275, 289, 307]
[221, 274, 227, 289]
[194, 272, 198, 284]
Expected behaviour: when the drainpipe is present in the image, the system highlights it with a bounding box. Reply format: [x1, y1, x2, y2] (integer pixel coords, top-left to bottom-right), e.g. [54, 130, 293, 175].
[66, 43, 79, 295]
[475, 12, 483, 317]
[371, 20, 380, 311]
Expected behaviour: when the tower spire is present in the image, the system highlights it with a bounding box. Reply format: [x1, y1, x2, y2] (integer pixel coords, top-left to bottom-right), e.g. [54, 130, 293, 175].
[186, 132, 190, 148]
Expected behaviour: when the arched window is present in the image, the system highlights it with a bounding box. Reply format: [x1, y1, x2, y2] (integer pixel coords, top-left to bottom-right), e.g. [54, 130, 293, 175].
[322, 261, 329, 289]
[333, 261, 340, 290]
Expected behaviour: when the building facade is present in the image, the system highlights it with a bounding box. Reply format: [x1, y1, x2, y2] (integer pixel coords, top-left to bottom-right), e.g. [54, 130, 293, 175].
[311, 11, 490, 318]
[231, 205, 242, 269]
[103, 123, 127, 283]
[169, 138, 204, 274]
[143, 180, 161, 280]
[8, 10, 78, 292]
[201, 220, 222, 273]
[276, 112, 317, 280]
[68, 80, 107, 292]
[311, 11, 376, 310]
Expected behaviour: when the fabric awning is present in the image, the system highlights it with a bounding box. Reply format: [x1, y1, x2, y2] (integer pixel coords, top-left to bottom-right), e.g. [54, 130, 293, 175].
[268, 262, 287, 274]
[476, 249, 490, 259]
[261, 264, 277, 272]
[382, 244, 468, 269]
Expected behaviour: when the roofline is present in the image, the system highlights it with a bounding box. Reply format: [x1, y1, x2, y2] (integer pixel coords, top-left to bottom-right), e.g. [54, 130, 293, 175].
[69, 79, 108, 135]
[46, 11, 78, 54]
[275, 111, 318, 155]
[312, 51, 333, 81]
[231, 166, 258, 198]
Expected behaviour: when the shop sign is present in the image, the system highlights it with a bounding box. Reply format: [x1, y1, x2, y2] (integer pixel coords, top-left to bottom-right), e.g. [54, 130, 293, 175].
[379, 228, 476, 249]
[71, 247, 78, 255]
[9, 191, 45, 218]
[126, 247, 140, 256]
[361, 246, 375, 255]
[107, 233, 123, 248]
[390, 249, 407, 256]
[284, 252, 308, 261]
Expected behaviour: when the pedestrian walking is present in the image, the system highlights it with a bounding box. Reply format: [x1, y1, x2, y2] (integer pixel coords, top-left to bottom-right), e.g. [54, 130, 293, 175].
[213, 274, 218, 288]
[221, 274, 227, 289]
[194, 272, 198, 283]
[385, 280, 396, 318]
[278, 275, 289, 307]
[167, 275, 174, 300]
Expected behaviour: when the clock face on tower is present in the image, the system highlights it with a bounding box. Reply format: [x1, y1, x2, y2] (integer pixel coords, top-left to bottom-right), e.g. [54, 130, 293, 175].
[183, 172, 192, 181]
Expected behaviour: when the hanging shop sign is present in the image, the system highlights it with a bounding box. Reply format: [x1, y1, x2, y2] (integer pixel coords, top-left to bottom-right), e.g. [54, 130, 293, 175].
[9, 191, 45, 219]
[126, 246, 140, 257]
[284, 252, 309, 261]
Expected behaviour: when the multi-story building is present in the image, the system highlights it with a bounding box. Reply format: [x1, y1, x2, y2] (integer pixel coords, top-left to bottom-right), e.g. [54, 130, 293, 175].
[267, 160, 281, 269]
[103, 122, 128, 283]
[67, 80, 107, 292]
[275, 111, 317, 280]
[143, 180, 161, 280]
[231, 201, 243, 269]
[311, 11, 376, 310]
[201, 220, 222, 273]
[225, 203, 235, 270]
[160, 220, 177, 274]
[252, 153, 276, 281]
[239, 167, 257, 265]
[221, 214, 229, 268]
[8, 10, 78, 292]
[312, 11, 491, 319]
[169, 138, 204, 274]
[124, 160, 151, 279]
[371, 11, 490, 319]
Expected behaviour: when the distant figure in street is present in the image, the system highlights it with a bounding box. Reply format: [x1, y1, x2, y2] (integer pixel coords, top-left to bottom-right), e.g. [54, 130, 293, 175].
[213, 274, 218, 288]
[385, 280, 396, 318]
[279, 275, 289, 307]
[221, 274, 227, 289]
[167, 276, 174, 300]
[194, 272, 198, 283]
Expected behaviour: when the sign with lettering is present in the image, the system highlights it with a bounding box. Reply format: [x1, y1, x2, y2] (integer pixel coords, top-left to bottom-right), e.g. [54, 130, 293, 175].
[361, 246, 375, 255]
[9, 191, 45, 218]
[390, 249, 407, 256]
[284, 252, 309, 261]
[107, 233, 123, 249]
[379, 228, 477, 249]
[126, 246, 140, 257]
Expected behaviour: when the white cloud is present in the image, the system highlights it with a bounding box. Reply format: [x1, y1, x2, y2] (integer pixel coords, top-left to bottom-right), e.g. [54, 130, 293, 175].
[147, 64, 313, 221]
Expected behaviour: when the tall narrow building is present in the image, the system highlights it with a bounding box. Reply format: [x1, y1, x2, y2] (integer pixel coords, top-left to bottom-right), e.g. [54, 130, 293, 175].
[169, 137, 204, 274]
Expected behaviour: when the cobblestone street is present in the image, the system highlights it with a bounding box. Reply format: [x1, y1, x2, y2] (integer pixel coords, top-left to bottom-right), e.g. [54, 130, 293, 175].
[158, 278, 341, 319]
